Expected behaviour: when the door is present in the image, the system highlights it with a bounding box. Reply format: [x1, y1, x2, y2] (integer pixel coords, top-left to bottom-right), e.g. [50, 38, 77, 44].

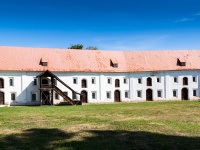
[81, 91, 87, 103]
[114, 90, 120, 102]
[182, 88, 188, 100]
[146, 89, 153, 101]
[0, 92, 4, 105]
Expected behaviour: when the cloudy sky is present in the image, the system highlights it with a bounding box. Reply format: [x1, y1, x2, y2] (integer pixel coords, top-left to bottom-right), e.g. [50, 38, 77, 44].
[0, 0, 200, 50]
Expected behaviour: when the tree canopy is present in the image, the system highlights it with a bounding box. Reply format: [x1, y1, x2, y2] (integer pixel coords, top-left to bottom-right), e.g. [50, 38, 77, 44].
[68, 44, 98, 50]
[68, 44, 83, 49]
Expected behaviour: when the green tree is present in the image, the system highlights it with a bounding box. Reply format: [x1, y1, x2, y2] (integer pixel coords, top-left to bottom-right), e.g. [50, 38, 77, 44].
[68, 44, 83, 49]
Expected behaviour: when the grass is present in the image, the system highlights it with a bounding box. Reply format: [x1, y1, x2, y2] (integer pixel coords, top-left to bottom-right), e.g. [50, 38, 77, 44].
[0, 101, 200, 149]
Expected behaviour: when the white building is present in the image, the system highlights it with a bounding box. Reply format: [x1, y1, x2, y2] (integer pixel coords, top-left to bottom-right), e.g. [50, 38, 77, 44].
[0, 46, 199, 106]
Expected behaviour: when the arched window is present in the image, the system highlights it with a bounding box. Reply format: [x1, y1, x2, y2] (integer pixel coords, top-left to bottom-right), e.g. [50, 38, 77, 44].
[183, 77, 188, 85]
[147, 77, 152, 86]
[81, 79, 87, 88]
[115, 79, 120, 87]
[0, 78, 4, 88]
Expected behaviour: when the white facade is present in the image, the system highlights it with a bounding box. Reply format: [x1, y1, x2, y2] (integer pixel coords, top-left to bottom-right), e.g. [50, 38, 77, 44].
[0, 69, 199, 106]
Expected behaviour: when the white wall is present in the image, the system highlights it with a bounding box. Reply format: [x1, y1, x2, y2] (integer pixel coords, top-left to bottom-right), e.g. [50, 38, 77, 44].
[0, 70, 199, 105]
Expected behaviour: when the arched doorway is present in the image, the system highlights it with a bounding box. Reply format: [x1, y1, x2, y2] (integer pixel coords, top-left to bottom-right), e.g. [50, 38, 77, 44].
[42, 91, 51, 105]
[146, 89, 153, 101]
[114, 90, 120, 102]
[182, 88, 188, 100]
[81, 91, 87, 103]
[0, 78, 4, 88]
[0, 92, 4, 105]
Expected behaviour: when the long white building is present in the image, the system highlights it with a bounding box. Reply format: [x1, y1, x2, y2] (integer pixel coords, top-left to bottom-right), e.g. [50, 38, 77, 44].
[0, 46, 199, 105]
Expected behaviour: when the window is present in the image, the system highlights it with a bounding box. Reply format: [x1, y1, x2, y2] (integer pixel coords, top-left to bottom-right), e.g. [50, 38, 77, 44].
[147, 77, 152, 86]
[91, 78, 95, 84]
[173, 90, 177, 97]
[92, 92, 96, 99]
[11, 93, 15, 100]
[33, 78, 37, 86]
[137, 91, 142, 97]
[32, 93, 36, 101]
[0, 78, 4, 88]
[193, 76, 197, 82]
[9, 78, 14, 86]
[106, 91, 111, 99]
[73, 78, 77, 84]
[174, 77, 178, 83]
[157, 90, 162, 97]
[124, 78, 127, 84]
[125, 91, 129, 98]
[193, 90, 197, 96]
[72, 92, 77, 99]
[138, 78, 142, 84]
[81, 79, 87, 88]
[157, 77, 161, 83]
[107, 78, 111, 84]
[53, 79, 57, 86]
[55, 93, 59, 100]
[115, 79, 120, 87]
[183, 77, 188, 85]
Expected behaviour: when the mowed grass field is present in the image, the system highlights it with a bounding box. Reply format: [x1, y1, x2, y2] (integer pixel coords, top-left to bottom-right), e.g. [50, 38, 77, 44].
[0, 101, 200, 150]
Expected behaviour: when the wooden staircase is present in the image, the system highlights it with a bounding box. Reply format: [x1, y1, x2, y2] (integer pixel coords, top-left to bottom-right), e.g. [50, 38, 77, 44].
[37, 70, 81, 105]
[54, 85, 74, 105]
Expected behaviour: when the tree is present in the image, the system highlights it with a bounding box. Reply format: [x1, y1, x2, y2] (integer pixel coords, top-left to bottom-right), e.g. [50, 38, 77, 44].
[68, 44, 83, 49]
[86, 46, 98, 50]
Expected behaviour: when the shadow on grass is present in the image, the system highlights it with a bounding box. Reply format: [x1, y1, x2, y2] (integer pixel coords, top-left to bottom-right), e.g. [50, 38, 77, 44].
[0, 128, 199, 150]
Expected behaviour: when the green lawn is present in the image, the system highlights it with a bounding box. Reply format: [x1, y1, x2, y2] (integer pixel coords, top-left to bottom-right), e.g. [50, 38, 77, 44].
[0, 101, 200, 150]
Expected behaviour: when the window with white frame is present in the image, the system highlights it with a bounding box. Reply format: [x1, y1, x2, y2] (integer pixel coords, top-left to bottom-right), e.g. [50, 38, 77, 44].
[157, 90, 162, 97]
[106, 91, 111, 99]
[193, 89, 197, 96]
[92, 91, 96, 99]
[124, 78, 127, 84]
[173, 77, 178, 83]
[107, 78, 111, 84]
[9, 78, 14, 86]
[193, 76, 197, 82]
[125, 91, 129, 98]
[32, 93, 36, 101]
[55, 93, 59, 100]
[73, 78, 77, 84]
[173, 90, 177, 97]
[72, 92, 77, 99]
[157, 77, 161, 83]
[137, 90, 142, 97]
[91, 77, 95, 84]
[11, 93, 16, 100]
[138, 78, 142, 84]
[33, 78, 37, 86]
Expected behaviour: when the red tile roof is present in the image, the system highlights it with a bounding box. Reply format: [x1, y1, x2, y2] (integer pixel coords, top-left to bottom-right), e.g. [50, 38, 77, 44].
[0, 46, 200, 72]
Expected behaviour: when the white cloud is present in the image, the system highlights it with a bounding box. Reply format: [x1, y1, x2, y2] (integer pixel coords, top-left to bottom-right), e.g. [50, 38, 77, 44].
[194, 13, 200, 16]
[174, 18, 194, 23]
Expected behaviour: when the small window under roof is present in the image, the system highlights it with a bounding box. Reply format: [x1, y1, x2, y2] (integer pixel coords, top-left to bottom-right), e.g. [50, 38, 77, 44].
[40, 58, 48, 66]
[110, 59, 118, 68]
[177, 58, 186, 66]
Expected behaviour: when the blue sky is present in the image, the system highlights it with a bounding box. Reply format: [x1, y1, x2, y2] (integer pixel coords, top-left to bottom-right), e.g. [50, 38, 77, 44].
[0, 0, 200, 50]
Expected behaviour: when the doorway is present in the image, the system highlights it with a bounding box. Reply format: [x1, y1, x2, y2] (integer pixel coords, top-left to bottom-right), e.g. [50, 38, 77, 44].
[114, 90, 121, 102]
[146, 89, 153, 101]
[182, 88, 188, 100]
[81, 91, 88, 103]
